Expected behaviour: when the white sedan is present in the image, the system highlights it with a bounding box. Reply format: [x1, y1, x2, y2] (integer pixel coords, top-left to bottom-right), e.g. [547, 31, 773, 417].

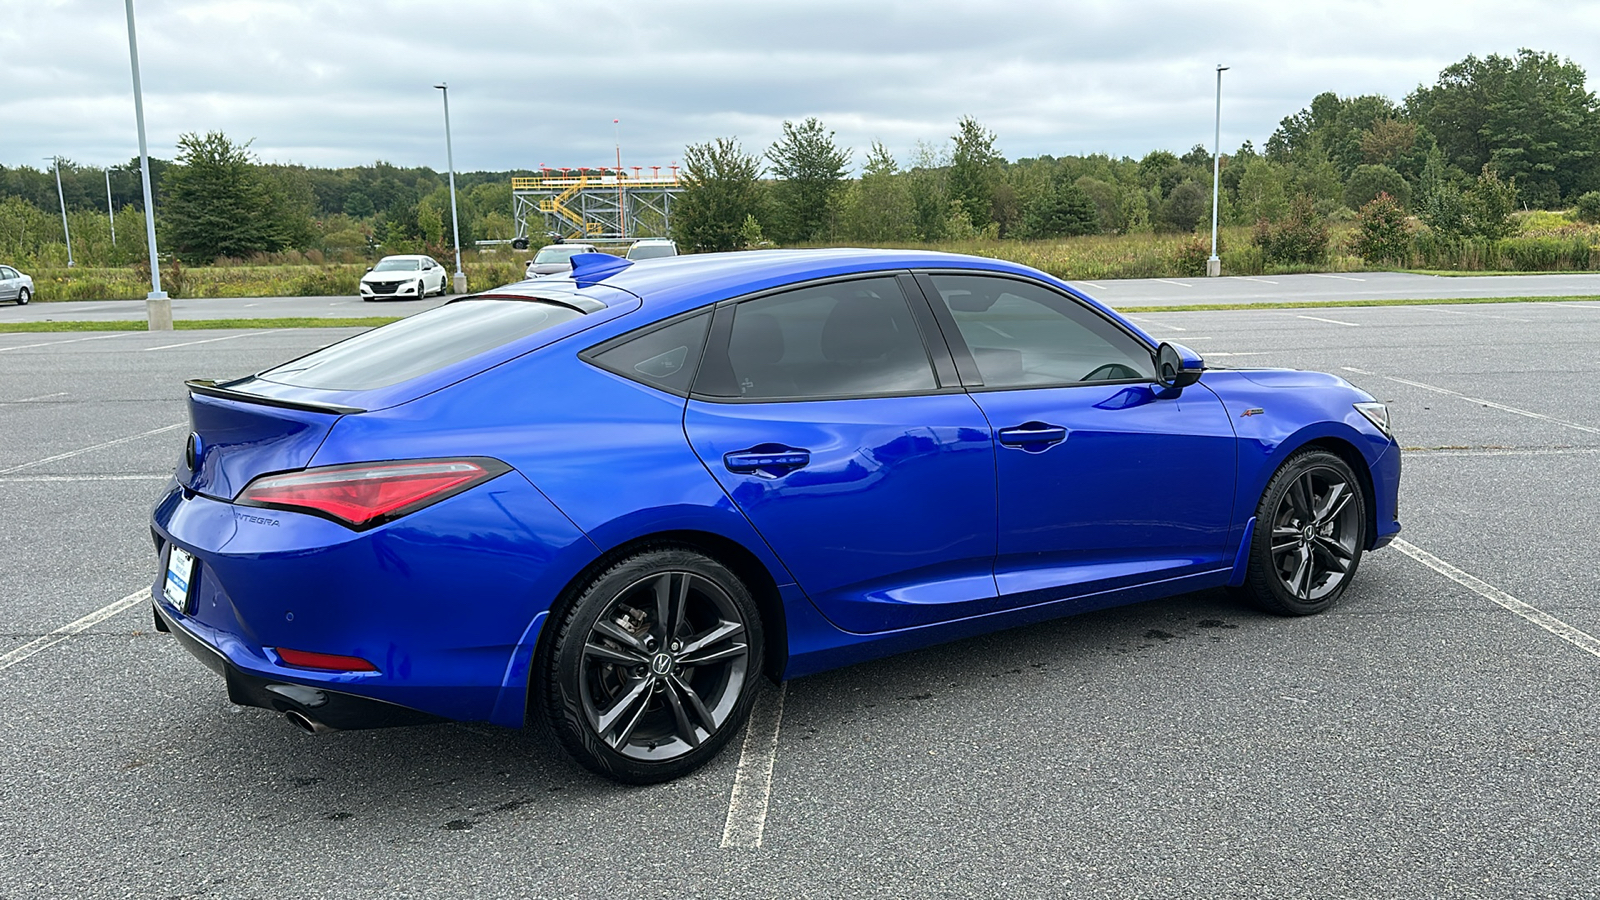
[0, 264, 33, 305]
[359, 255, 449, 301]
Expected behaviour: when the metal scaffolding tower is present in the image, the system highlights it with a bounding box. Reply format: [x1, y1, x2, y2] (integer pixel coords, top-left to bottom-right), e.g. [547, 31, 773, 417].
[512, 168, 682, 244]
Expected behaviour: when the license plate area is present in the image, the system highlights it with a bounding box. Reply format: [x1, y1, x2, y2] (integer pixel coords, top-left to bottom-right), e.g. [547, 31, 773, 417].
[163, 545, 197, 615]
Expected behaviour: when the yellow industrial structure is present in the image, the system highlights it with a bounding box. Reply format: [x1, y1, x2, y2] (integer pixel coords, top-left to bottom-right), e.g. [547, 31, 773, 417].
[512, 167, 682, 245]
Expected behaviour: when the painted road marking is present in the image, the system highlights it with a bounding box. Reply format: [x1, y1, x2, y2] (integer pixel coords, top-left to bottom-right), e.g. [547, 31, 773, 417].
[1340, 368, 1600, 435]
[1152, 279, 1193, 288]
[1124, 316, 1187, 332]
[1395, 540, 1600, 660]
[0, 588, 150, 674]
[1238, 277, 1279, 284]
[143, 331, 271, 352]
[1074, 281, 1107, 290]
[1418, 306, 1529, 322]
[0, 333, 130, 354]
[721, 683, 787, 849]
[8, 392, 70, 403]
[1297, 315, 1361, 327]
[1308, 273, 1366, 281]
[0, 474, 170, 483]
[1205, 351, 1277, 358]
[0, 423, 186, 476]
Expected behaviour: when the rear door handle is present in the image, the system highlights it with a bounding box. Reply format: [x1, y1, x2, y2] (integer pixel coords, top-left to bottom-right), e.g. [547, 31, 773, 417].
[997, 422, 1068, 451]
[724, 445, 811, 478]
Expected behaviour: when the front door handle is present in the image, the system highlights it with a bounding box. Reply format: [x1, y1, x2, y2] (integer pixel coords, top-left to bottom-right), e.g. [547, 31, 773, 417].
[997, 422, 1068, 452]
[724, 444, 811, 478]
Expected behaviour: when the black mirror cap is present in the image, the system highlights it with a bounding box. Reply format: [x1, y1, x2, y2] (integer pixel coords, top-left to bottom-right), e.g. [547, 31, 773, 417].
[365, 266, 374, 273]
[1156, 342, 1205, 390]
[511, 237, 530, 250]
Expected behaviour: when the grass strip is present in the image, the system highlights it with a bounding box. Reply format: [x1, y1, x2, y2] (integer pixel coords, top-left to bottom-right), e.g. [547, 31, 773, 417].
[1113, 295, 1600, 313]
[0, 317, 402, 334]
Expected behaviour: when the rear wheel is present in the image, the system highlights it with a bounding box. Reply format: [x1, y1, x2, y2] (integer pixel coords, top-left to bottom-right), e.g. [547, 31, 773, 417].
[16, 288, 29, 305]
[543, 548, 763, 783]
[1240, 449, 1367, 616]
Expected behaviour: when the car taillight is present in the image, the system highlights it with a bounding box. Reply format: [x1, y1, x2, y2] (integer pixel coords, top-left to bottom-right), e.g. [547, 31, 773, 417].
[235, 457, 511, 528]
[273, 647, 379, 672]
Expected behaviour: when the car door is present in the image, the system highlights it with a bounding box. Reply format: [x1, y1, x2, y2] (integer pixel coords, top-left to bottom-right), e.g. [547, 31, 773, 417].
[915, 272, 1238, 604]
[683, 274, 999, 634]
[0, 267, 16, 302]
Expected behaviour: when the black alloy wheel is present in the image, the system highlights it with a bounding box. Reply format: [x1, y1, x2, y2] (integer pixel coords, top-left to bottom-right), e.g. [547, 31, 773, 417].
[544, 547, 763, 783]
[16, 288, 29, 305]
[1240, 449, 1367, 616]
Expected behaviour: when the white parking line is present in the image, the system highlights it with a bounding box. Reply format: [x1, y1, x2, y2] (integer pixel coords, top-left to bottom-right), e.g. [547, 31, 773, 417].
[0, 333, 130, 354]
[1297, 315, 1361, 327]
[721, 683, 786, 849]
[1308, 274, 1366, 281]
[0, 423, 186, 476]
[143, 331, 271, 352]
[1074, 281, 1107, 290]
[1124, 316, 1187, 332]
[0, 588, 150, 674]
[1152, 279, 1193, 288]
[0, 474, 170, 483]
[1340, 368, 1600, 435]
[1418, 306, 1529, 322]
[9, 392, 70, 403]
[1237, 277, 1278, 284]
[1394, 540, 1600, 660]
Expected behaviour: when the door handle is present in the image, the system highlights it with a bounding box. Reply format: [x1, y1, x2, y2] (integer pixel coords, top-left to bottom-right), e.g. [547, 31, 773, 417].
[997, 422, 1068, 451]
[724, 445, 811, 478]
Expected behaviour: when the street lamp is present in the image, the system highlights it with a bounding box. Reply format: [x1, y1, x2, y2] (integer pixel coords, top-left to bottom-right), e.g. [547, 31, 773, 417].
[434, 82, 465, 295]
[124, 0, 172, 330]
[48, 156, 74, 268]
[106, 168, 116, 247]
[1208, 64, 1230, 278]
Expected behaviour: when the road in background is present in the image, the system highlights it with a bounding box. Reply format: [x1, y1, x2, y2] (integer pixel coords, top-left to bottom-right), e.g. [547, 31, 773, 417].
[6, 271, 1600, 323]
[1, 305, 1598, 897]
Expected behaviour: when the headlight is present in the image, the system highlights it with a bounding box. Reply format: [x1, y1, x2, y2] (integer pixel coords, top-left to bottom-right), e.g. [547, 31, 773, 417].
[1354, 401, 1392, 438]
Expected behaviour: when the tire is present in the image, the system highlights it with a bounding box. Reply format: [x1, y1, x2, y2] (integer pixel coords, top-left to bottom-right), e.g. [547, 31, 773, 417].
[542, 547, 764, 784]
[16, 288, 29, 305]
[1239, 449, 1367, 616]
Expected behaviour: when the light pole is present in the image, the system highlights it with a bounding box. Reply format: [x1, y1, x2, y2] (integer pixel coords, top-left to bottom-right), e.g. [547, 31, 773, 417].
[124, 0, 171, 329]
[48, 156, 75, 267]
[1207, 64, 1229, 278]
[106, 168, 116, 246]
[434, 82, 465, 295]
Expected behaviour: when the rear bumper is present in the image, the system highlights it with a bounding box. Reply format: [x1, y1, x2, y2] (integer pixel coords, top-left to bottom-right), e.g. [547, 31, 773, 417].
[155, 601, 444, 730]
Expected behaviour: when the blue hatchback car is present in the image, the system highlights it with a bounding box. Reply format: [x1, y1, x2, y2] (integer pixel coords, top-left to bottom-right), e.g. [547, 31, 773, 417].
[151, 249, 1401, 783]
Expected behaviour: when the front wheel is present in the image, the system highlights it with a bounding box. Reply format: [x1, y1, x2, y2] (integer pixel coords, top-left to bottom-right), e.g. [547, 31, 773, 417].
[16, 288, 29, 305]
[1239, 449, 1367, 616]
[542, 547, 764, 784]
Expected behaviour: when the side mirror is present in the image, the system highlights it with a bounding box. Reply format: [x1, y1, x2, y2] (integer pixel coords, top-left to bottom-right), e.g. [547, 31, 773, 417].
[1156, 342, 1204, 391]
[364, 266, 373, 273]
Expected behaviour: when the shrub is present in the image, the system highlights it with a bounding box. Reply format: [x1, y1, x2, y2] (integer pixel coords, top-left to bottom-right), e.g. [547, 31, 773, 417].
[1575, 192, 1600, 225]
[1253, 195, 1329, 266]
[1351, 192, 1412, 264]
[1344, 164, 1410, 211]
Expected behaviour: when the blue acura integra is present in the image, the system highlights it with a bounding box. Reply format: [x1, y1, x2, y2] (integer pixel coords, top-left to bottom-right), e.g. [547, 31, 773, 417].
[151, 249, 1401, 783]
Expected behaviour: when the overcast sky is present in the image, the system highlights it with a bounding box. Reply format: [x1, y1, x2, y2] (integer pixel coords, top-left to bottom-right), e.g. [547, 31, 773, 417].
[4, 0, 1598, 175]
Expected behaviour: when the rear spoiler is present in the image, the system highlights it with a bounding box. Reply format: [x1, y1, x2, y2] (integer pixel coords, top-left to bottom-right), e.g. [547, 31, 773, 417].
[185, 379, 365, 416]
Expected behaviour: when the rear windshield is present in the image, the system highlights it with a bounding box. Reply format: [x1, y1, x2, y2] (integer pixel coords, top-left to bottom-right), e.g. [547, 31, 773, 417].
[627, 243, 676, 260]
[534, 246, 591, 264]
[258, 299, 583, 391]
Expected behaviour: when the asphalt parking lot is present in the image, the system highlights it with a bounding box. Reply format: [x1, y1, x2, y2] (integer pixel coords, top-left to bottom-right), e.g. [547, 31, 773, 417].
[2, 301, 1598, 899]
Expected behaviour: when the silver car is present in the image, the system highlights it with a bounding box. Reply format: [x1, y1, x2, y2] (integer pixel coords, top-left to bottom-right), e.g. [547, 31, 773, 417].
[0, 265, 33, 305]
[523, 243, 598, 278]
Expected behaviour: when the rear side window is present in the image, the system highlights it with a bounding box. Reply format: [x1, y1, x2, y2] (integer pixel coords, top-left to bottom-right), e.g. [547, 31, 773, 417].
[584, 311, 711, 396]
[696, 276, 937, 400]
[259, 299, 582, 391]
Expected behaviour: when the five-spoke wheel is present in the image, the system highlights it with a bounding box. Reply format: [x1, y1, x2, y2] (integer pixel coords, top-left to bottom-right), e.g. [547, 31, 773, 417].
[1240, 449, 1368, 615]
[543, 547, 763, 783]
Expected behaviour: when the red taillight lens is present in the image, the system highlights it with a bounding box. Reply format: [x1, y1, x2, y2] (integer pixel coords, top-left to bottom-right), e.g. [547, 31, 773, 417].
[274, 647, 379, 672]
[236, 458, 510, 528]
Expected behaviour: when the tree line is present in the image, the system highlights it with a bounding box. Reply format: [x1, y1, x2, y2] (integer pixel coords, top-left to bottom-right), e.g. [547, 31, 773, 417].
[3, 47, 1596, 269]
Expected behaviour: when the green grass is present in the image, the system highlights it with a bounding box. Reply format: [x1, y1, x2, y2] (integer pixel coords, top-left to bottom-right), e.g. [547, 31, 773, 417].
[0, 317, 400, 334]
[1401, 269, 1596, 277]
[1117, 295, 1600, 313]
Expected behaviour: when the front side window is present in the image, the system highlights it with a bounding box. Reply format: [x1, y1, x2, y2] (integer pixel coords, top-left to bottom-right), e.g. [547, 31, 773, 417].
[698, 276, 937, 400]
[928, 274, 1155, 388]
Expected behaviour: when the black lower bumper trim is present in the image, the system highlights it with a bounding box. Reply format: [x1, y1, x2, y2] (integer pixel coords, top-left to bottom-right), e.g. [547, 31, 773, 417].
[153, 602, 445, 731]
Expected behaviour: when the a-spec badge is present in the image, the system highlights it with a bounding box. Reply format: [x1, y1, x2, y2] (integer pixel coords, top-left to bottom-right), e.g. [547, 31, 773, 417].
[184, 432, 203, 469]
[1240, 408, 1266, 418]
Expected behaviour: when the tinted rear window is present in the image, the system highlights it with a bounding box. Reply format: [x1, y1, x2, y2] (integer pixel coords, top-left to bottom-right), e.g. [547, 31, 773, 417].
[258, 299, 583, 391]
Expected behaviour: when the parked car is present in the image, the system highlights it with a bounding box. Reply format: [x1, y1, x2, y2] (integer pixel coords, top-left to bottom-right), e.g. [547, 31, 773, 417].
[0, 265, 33, 305]
[359, 255, 448, 301]
[151, 249, 1401, 784]
[625, 238, 678, 260]
[524, 242, 598, 278]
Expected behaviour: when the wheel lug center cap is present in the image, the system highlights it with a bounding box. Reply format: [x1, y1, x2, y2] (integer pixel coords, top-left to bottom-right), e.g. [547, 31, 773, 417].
[1301, 525, 1316, 542]
[649, 652, 674, 676]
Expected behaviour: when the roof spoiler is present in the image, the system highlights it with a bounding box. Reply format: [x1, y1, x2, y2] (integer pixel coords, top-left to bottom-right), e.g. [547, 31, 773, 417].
[186, 379, 365, 415]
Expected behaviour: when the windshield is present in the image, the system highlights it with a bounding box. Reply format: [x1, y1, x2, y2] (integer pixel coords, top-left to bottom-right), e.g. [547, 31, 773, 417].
[627, 243, 676, 260]
[373, 258, 421, 272]
[533, 246, 590, 264]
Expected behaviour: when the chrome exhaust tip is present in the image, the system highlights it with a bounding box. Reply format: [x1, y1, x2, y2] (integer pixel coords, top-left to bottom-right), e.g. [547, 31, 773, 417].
[284, 709, 336, 735]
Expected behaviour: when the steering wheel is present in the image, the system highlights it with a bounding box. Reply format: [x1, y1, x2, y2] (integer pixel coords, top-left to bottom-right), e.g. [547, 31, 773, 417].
[1081, 362, 1143, 382]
